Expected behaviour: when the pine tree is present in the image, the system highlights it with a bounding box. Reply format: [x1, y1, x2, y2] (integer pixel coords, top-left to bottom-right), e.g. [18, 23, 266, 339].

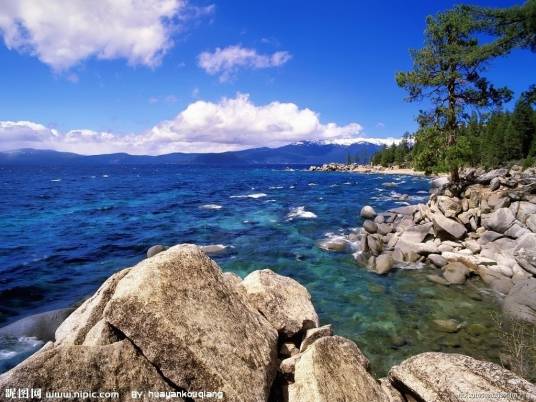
[396, 7, 512, 181]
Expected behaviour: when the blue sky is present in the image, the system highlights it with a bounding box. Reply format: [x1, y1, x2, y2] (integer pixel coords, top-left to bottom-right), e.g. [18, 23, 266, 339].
[0, 0, 534, 154]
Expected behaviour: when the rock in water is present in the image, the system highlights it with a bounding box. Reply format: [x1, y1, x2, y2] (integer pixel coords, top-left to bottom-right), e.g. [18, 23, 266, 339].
[361, 205, 377, 219]
[389, 352, 536, 402]
[18, 245, 278, 402]
[199, 244, 228, 256]
[241, 269, 319, 338]
[375, 253, 394, 275]
[103, 245, 278, 401]
[288, 336, 389, 402]
[0, 308, 74, 342]
[146, 244, 165, 258]
[442, 262, 470, 285]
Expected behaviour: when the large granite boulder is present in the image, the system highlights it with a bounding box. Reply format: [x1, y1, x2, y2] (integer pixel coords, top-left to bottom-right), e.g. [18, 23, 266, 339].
[103, 245, 278, 401]
[55, 268, 131, 346]
[10, 245, 279, 402]
[476, 168, 508, 184]
[432, 212, 467, 240]
[389, 352, 536, 402]
[437, 196, 462, 218]
[0, 340, 174, 398]
[241, 269, 319, 338]
[503, 278, 536, 324]
[482, 208, 516, 234]
[288, 336, 389, 402]
[510, 201, 536, 225]
[513, 233, 536, 274]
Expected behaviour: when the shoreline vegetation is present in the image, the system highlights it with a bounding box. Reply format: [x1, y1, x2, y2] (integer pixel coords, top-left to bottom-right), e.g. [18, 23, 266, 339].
[1, 245, 535, 401]
[308, 162, 431, 176]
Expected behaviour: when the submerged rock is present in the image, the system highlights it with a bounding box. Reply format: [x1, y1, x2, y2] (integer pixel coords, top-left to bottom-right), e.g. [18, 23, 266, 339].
[199, 243, 228, 256]
[442, 261, 470, 285]
[389, 352, 536, 402]
[241, 269, 319, 339]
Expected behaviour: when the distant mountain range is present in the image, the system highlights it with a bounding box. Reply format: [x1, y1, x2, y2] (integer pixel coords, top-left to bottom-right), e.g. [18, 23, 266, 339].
[0, 140, 385, 166]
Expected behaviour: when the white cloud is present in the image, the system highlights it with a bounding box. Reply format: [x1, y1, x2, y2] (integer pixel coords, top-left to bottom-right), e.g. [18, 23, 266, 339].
[0, 0, 213, 71]
[198, 45, 291, 82]
[0, 94, 379, 155]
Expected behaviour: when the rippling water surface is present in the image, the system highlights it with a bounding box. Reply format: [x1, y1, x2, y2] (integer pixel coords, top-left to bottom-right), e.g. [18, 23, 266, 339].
[0, 165, 503, 375]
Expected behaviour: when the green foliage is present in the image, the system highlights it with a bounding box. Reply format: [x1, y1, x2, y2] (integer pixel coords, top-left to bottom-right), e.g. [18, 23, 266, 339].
[395, 6, 512, 180]
[372, 92, 536, 172]
[463, 0, 536, 53]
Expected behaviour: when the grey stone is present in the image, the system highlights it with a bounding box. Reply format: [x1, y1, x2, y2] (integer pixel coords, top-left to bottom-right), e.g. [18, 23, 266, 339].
[526, 214, 536, 232]
[432, 212, 467, 239]
[377, 223, 393, 236]
[489, 177, 500, 191]
[482, 208, 515, 233]
[288, 336, 388, 402]
[363, 220, 378, 234]
[510, 201, 536, 224]
[478, 230, 504, 245]
[360, 205, 377, 219]
[428, 254, 447, 267]
[300, 324, 333, 352]
[146, 244, 165, 258]
[375, 253, 394, 275]
[442, 262, 470, 285]
[437, 196, 461, 218]
[388, 205, 419, 216]
[513, 233, 536, 274]
[503, 278, 536, 324]
[0, 308, 74, 342]
[389, 352, 536, 402]
[476, 168, 508, 184]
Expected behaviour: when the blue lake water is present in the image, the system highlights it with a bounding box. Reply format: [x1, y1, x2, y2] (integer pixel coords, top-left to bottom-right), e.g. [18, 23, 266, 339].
[0, 165, 503, 375]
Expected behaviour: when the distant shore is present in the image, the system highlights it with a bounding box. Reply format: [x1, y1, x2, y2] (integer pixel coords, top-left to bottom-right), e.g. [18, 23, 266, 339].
[308, 162, 433, 176]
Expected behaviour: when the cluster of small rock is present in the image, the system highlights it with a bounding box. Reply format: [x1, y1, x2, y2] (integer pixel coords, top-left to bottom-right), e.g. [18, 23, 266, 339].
[355, 166, 536, 324]
[2, 244, 535, 401]
[308, 163, 397, 173]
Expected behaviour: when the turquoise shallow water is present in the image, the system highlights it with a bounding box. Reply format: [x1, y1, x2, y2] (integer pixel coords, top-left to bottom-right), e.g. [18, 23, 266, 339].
[0, 165, 503, 375]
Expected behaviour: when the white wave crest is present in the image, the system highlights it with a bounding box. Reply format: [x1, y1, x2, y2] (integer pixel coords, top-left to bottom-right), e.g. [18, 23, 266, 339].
[199, 204, 222, 210]
[230, 193, 267, 199]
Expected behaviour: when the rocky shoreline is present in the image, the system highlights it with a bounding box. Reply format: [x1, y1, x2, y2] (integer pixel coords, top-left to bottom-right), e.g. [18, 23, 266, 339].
[1, 244, 535, 401]
[342, 166, 536, 328]
[308, 162, 428, 176]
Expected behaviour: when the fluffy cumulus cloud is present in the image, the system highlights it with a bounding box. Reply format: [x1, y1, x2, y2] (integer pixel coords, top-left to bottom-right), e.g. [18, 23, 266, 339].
[0, 0, 212, 71]
[198, 45, 291, 81]
[0, 94, 379, 155]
